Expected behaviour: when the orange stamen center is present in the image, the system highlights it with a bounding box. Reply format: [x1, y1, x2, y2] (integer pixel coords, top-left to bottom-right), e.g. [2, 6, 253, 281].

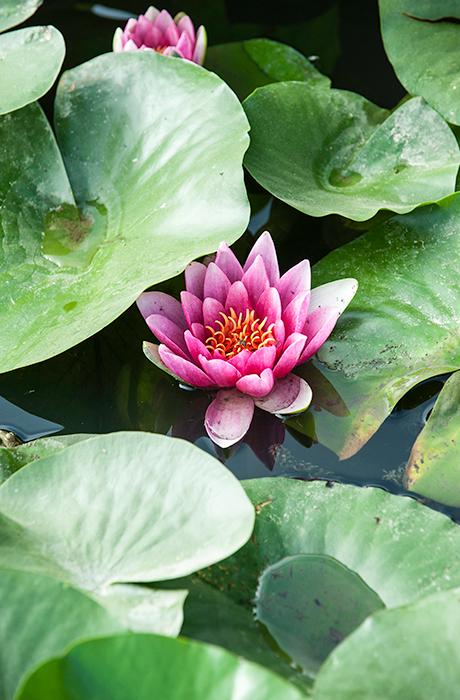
[205, 307, 276, 359]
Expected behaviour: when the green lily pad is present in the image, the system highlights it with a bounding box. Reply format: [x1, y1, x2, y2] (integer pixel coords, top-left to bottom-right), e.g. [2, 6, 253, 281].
[0, 51, 249, 373]
[0, 0, 42, 32]
[406, 371, 460, 506]
[244, 85, 459, 221]
[18, 633, 305, 700]
[256, 554, 384, 674]
[380, 0, 460, 126]
[290, 194, 460, 458]
[0, 432, 254, 691]
[0, 434, 91, 485]
[313, 588, 460, 699]
[200, 478, 460, 682]
[0, 568, 123, 700]
[205, 38, 330, 100]
[0, 26, 65, 115]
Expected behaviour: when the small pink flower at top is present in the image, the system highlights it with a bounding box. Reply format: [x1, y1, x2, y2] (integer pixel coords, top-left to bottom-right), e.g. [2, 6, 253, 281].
[138, 232, 358, 448]
[113, 5, 207, 65]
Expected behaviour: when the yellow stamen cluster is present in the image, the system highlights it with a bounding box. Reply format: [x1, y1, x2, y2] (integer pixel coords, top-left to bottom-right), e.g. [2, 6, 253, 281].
[205, 308, 276, 359]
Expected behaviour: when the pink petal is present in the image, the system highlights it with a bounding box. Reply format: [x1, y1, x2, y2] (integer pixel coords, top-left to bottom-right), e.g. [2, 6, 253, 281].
[192, 25, 207, 65]
[154, 9, 175, 33]
[137, 15, 153, 42]
[143, 341, 182, 382]
[164, 19, 180, 45]
[215, 242, 244, 283]
[255, 374, 312, 415]
[244, 231, 279, 285]
[282, 291, 310, 337]
[198, 356, 241, 387]
[203, 298, 224, 329]
[137, 291, 186, 328]
[236, 368, 275, 398]
[175, 13, 195, 41]
[228, 349, 251, 373]
[191, 322, 206, 343]
[273, 319, 285, 357]
[184, 330, 211, 362]
[273, 333, 307, 378]
[180, 291, 203, 327]
[185, 262, 206, 299]
[113, 27, 123, 52]
[176, 30, 194, 60]
[145, 6, 160, 22]
[205, 389, 254, 448]
[277, 260, 311, 308]
[245, 346, 277, 375]
[163, 45, 185, 58]
[204, 262, 231, 306]
[158, 345, 215, 388]
[241, 255, 269, 306]
[225, 281, 249, 316]
[300, 278, 358, 362]
[256, 287, 282, 326]
[123, 38, 139, 51]
[146, 314, 189, 360]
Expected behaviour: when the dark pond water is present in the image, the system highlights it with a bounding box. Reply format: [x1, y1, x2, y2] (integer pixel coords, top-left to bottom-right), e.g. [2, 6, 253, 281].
[2, 0, 458, 519]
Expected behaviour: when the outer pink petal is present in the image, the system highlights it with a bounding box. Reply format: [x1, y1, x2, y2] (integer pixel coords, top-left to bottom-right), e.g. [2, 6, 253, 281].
[273, 333, 307, 378]
[277, 260, 311, 308]
[145, 6, 160, 22]
[228, 349, 251, 373]
[244, 231, 279, 285]
[245, 345, 277, 375]
[137, 291, 186, 328]
[255, 374, 312, 415]
[154, 9, 175, 33]
[204, 262, 231, 306]
[185, 261, 206, 299]
[192, 25, 207, 65]
[273, 319, 285, 357]
[176, 30, 194, 60]
[143, 341, 183, 382]
[175, 13, 195, 41]
[256, 287, 282, 326]
[300, 278, 358, 362]
[236, 368, 275, 398]
[164, 19, 180, 44]
[282, 291, 310, 337]
[180, 291, 203, 327]
[184, 330, 211, 362]
[198, 356, 241, 387]
[215, 242, 244, 283]
[158, 345, 215, 388]
[241, 254, 270, 306]
[146, 314, 189, 360]
[203, 297, 224, 329]
[225, 281, 249, 315]
[205, 389, 255, 448]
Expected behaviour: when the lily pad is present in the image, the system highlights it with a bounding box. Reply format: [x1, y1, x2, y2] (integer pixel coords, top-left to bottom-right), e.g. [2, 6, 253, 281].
[200, 478, 460, 681]
[0, 568, 122, 700]
[0, 432, 254, 694]
[205, 38, 330, 100]
[18, 633, 305, 700]
[406, 371, 460, 506]
[380, 0, 460, 126]
[313, 588, 460, 699]
[0, 0, 42, 32]
[244, 85, 459, 221]
[290, 194, 460, 458]
[0, 26, 65, 115]
[0, 51, 249, 373]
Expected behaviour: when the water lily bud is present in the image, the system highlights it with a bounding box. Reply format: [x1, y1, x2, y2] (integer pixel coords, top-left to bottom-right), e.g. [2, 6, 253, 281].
[113, 5, 207, 65]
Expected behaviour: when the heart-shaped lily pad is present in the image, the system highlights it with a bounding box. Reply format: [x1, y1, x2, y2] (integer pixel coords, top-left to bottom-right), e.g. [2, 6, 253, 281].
[0, 0, 42, 32]
[244, 85, 459, 220]
[18, 633, 305, 700]
[290, 194, 460, 458]
[0, 432, 254, 696]
[380, 0, 460, 126]
[0, 51, 249, 373]
[0, 26, 65, 115]
[205, 38, 330, 100]
[406, 370, 460, 506]
[313, 587, 460, 699]
[199, 478, 460, 681]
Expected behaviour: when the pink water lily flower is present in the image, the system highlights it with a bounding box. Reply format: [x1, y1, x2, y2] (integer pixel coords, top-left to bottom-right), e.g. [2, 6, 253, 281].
[113, 5, 207, 65]
[138, 232, 358, 448]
